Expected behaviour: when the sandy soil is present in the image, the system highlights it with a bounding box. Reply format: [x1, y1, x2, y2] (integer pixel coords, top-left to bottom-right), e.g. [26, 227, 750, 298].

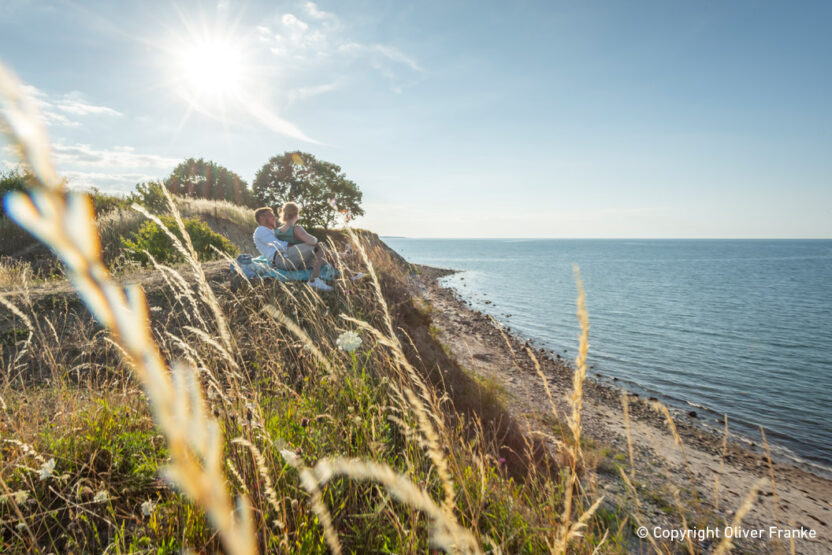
[411, 265, 832, 554]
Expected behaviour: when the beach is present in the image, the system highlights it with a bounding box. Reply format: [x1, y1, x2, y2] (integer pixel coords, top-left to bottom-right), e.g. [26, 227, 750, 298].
[411, 264, 832, 554]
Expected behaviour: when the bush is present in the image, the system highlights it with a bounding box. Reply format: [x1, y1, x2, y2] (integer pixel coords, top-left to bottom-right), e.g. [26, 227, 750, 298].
[121, 216, 237, 265]
[131, 181, 169, 214]
[89, 188, 133, 217]
[0, 168, 30, 218]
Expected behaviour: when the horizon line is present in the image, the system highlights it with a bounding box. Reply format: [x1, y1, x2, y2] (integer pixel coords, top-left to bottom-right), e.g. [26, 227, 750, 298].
[377, 236, 832, 241]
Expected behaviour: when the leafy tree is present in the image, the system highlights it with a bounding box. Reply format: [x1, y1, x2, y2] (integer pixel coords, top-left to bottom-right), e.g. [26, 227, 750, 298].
[165, 158, 252, 206]
[252, 151, 364, 229]
[120, 216, 237, 265]
[131, 181, 169, 214]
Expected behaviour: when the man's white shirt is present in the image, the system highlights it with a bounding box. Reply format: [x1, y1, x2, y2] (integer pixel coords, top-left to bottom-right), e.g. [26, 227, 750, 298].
[253, 225, 288, 262]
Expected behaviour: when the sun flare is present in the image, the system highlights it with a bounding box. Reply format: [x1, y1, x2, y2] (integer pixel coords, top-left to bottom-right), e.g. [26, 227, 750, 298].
[159, 14, 318, 143]
[176, 38, 246, 104]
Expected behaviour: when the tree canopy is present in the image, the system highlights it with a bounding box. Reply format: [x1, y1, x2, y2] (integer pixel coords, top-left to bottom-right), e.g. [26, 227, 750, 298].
[252, 151, 363, 229]
[165, 158, 252, 206]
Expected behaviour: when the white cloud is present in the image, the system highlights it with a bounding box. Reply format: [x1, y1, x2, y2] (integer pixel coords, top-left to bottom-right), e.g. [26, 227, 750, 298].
[281, 13, 308, 31]
[2, 143, 172, 193]
[57, 98, 122, 117]
[286, 82, 338, 103]
[52, 143, 179, 169]
[340, 43, 423, 72]
[62, 170, 160, 192]
[303, 2, 333, 20]
[54, 144, 179, 192]
[257, 6, 423, 94]
[21, 85, 122, 127]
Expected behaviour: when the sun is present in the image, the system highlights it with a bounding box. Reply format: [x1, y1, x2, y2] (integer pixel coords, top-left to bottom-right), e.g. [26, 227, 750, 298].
[158, 13, 318, 143]
[175, 37, 247, 106]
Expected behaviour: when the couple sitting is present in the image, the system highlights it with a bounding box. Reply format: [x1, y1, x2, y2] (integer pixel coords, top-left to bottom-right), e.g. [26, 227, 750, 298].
[253, 202, 334, 291]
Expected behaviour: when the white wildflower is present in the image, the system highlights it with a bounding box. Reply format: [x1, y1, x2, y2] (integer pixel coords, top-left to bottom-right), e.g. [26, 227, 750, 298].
[141, 499, 156, 516]
[336, 330, 361, 352]
[93, 490, 109, 503]
[12, 490, 29, 504]
[16, 522, 26, 531]
[38, 458, 55, 481]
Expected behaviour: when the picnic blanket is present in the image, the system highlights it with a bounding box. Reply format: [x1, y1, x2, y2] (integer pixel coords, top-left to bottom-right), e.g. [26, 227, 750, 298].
[230, 254, 338, 282]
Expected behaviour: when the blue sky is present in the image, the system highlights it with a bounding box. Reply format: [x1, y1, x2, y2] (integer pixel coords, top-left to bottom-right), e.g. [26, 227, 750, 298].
[1, 0, 830, 238]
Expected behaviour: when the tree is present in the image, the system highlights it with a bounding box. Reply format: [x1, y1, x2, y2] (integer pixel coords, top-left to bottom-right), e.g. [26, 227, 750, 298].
[165, 158, 252, 206]
[0, 169, 31, 218]
[252, 151, 364, 229]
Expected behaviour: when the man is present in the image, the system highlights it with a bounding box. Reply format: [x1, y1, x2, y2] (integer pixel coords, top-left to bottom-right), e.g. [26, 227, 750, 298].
[252, 206, 333, 291]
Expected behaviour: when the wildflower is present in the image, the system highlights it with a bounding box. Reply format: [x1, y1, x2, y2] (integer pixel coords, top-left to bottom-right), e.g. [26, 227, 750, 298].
[93, 490, 109, 503]
[38, 458, 55, 481]
[12, 490, 29, 504]
[16, 522, 26, 531]
[336, 330, 361, 352]
[141, 499, 156, 516]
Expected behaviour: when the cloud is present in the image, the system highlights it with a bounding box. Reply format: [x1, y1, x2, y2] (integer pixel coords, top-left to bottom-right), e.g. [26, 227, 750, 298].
[286, 82, 338, 103]
[2, 143, 175, 193]
[281, 13, 308, 31]
[340, 43, 423, 72]
[21, 85, 122, 127]
[303, 2, 334, 20]
[257, 5, 423, 94]
[61, 170, 160, 192]
[56, 95, 122, 117]
[52, 143, 178, 169]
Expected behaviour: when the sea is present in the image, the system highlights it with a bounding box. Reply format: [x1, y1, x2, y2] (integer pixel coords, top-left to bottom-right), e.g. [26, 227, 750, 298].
[381, 238, 832, 473]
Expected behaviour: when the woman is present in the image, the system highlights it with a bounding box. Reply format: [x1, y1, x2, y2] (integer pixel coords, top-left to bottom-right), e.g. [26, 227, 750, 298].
[274, 202, 332, 291]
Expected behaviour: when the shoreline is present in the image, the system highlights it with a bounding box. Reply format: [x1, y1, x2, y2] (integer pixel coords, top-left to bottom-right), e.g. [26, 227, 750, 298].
[410, 263, 832, 553]
[428, 264, 831, 478]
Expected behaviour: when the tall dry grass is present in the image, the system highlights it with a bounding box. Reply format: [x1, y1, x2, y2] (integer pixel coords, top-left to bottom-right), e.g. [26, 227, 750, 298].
[0, 58, 779, 554]
[0, 60, 582, 553]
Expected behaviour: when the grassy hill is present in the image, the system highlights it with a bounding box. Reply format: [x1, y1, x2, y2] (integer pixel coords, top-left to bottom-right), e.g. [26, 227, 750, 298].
[0, 192, 639, 553]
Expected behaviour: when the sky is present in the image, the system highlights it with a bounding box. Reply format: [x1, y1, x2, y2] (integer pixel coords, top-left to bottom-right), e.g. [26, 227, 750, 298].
[0, 0, 830, 238]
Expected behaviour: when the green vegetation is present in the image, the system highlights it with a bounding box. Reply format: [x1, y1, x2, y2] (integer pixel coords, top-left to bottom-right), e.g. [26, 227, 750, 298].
[165, 157, 252, 207]
[0, 211, 627, 552]
[253, 151, 364, 228]
[120, 215, 237, 264]
[0, 168, 30, 218]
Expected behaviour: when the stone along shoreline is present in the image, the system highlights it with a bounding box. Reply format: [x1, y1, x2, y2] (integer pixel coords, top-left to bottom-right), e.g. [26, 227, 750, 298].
[408, 264, 831, 554]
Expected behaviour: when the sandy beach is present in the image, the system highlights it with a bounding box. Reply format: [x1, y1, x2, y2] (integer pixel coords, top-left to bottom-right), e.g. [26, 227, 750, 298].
[411, 265, 832, 554]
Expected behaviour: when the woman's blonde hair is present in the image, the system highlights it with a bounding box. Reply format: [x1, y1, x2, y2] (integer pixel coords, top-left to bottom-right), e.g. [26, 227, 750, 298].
[281, 202, 299, 223]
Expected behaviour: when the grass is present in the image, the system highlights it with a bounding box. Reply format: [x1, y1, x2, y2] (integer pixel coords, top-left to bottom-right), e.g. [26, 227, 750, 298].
[0, 199, 607, 552]
[0, 59, 779, 554]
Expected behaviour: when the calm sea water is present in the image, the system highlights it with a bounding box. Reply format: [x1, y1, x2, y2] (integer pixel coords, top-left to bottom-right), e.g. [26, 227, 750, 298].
[382, 238, 832, 470]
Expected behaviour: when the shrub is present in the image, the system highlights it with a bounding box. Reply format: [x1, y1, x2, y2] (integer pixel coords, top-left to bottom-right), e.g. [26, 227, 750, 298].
[131, 181, 169, 214]
[121, 216, 237, 265]
[0, 168, 30, 218]
[89, 187, 133, 217]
